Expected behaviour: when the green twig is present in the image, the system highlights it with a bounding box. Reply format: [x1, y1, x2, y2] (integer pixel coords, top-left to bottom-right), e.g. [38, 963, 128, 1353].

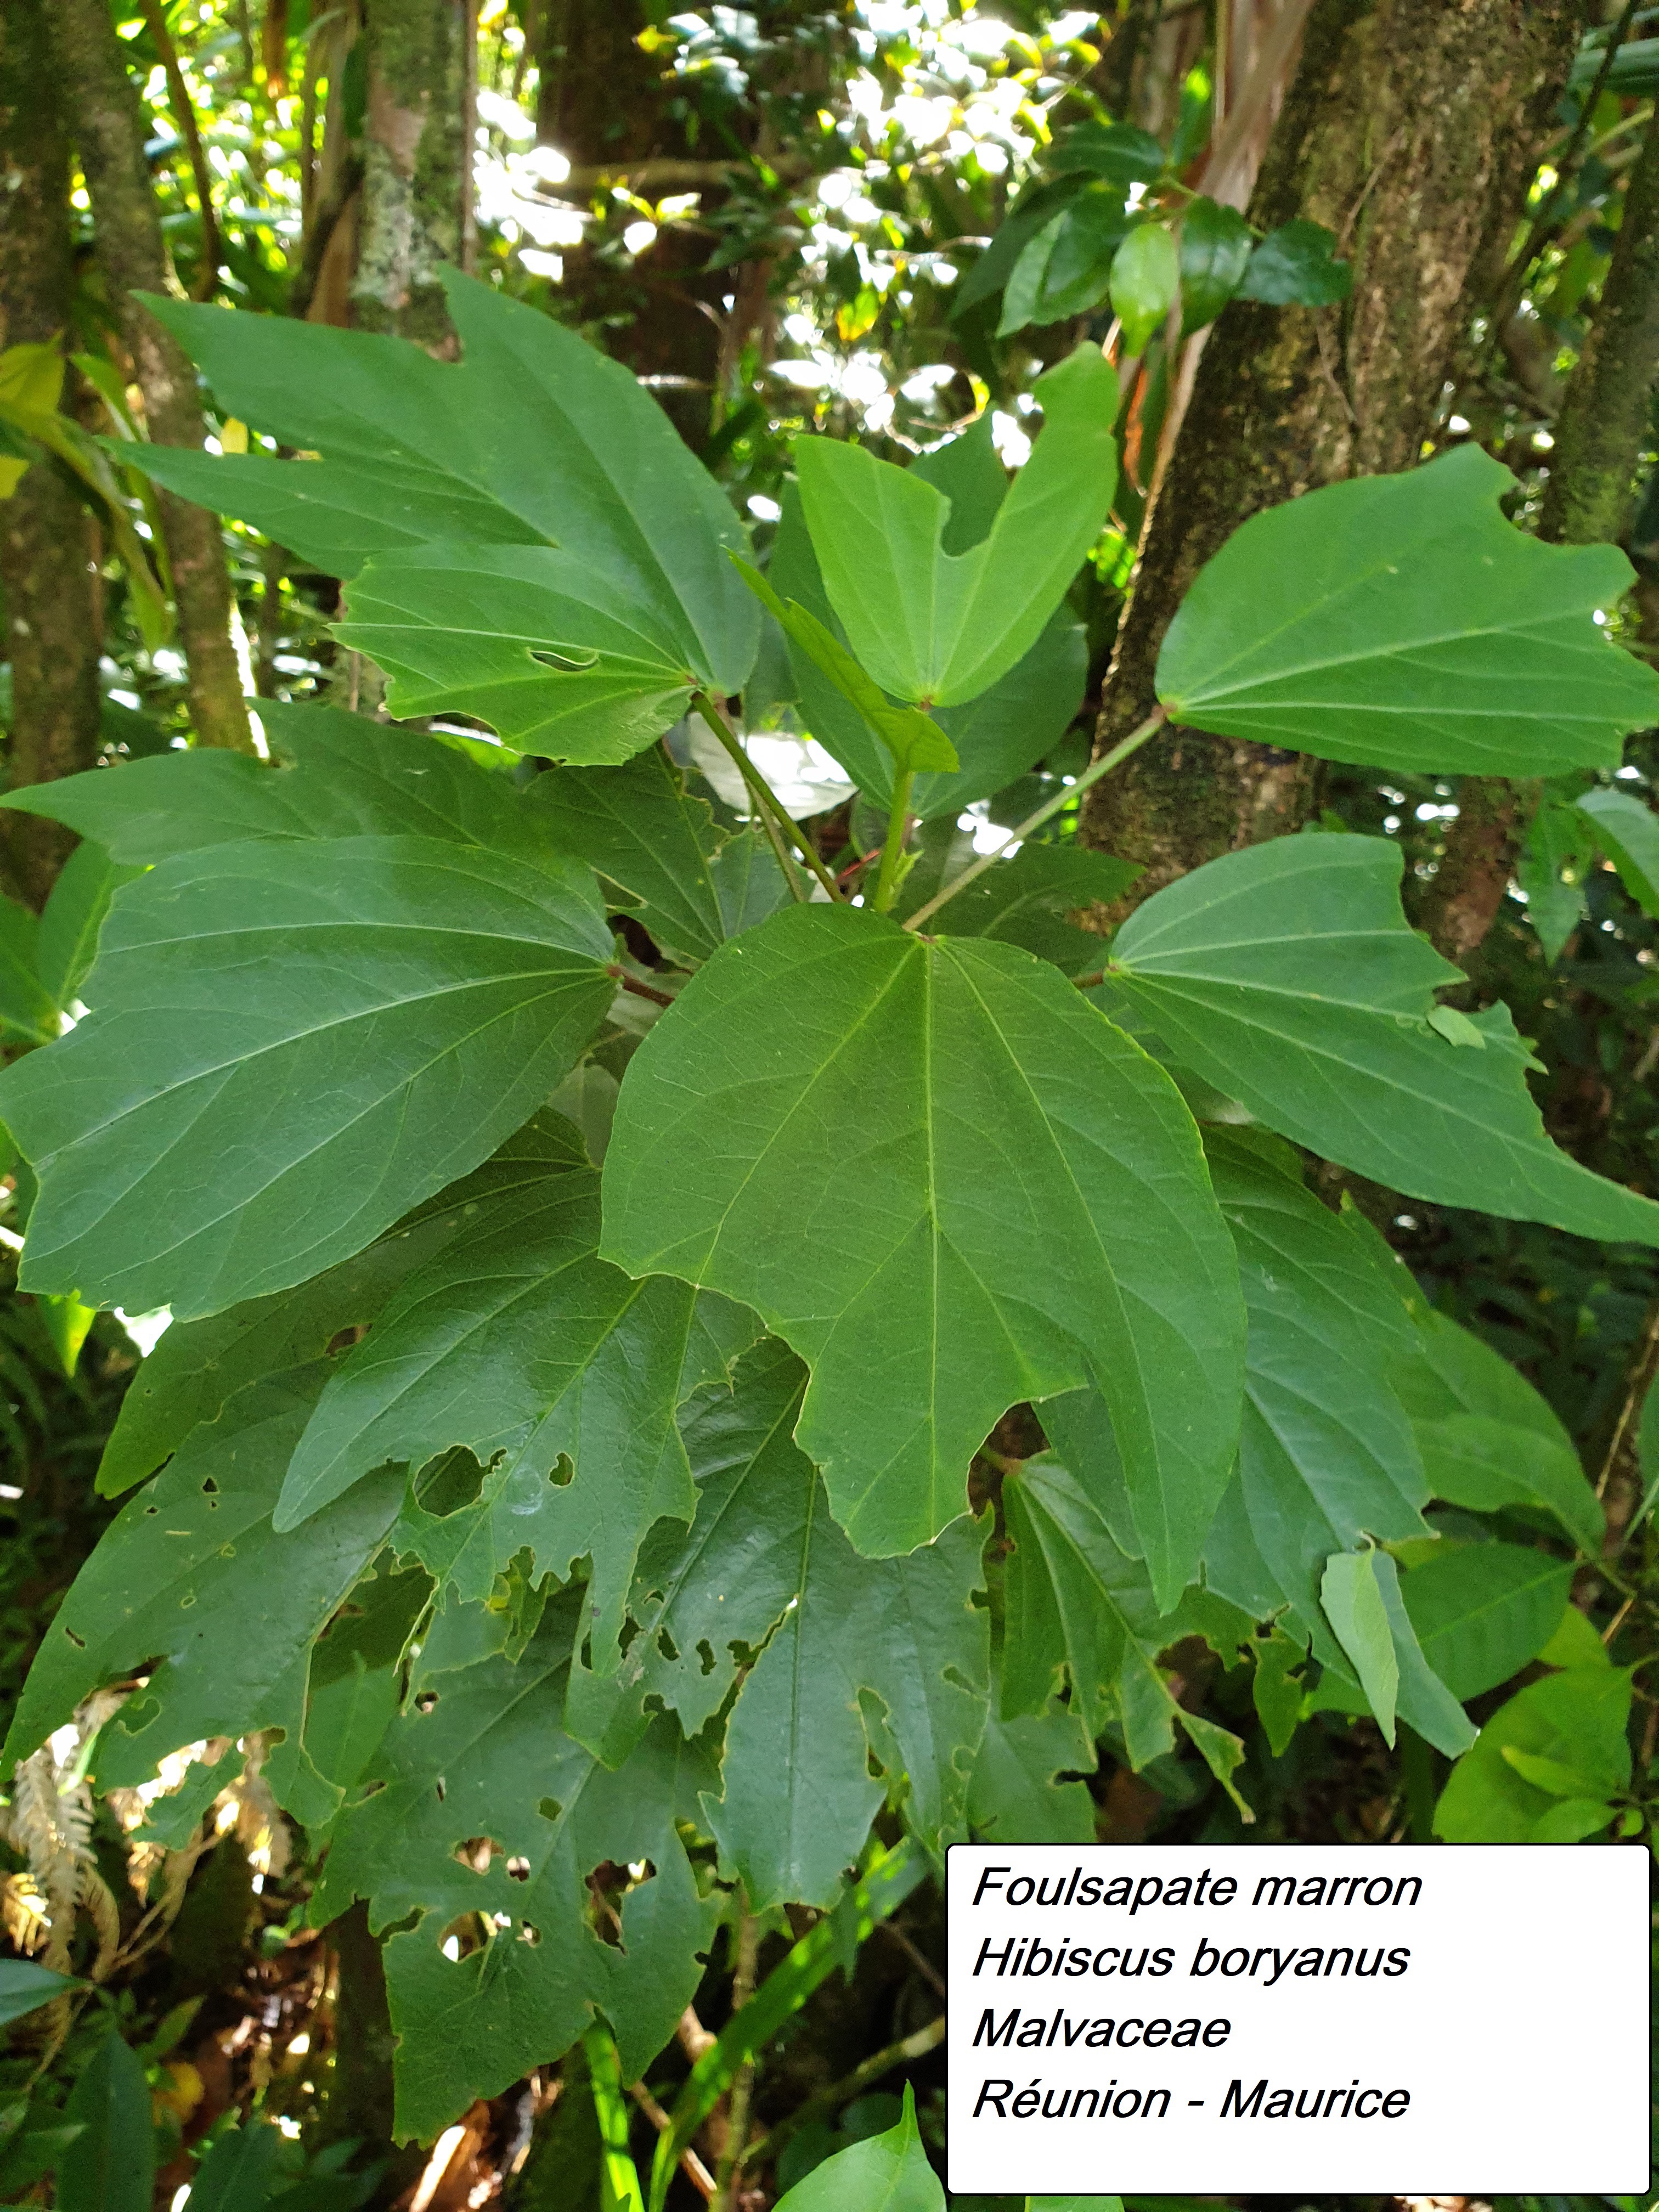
[692, 692, 845, 902]
[870, 768, 915, 913]
[712, 1891, 760, 2212]
[903, 706, 1167, 932]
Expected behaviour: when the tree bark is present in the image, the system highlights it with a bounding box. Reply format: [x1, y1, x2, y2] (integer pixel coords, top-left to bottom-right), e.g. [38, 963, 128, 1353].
[1420, 90, 1659, 963]
[353, 0, 476, 348]
[1081, 0, 1583, 902]
[534, 0, 722, 441]
[50, 0, 255, 754]
[0, 0, 103, 909]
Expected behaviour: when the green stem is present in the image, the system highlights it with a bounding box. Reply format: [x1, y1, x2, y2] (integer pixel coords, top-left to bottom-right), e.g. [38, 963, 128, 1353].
[870, 768, 914, 913]
[691, 693, 845, 903]
[904, 707, 1167, 933]
[737, 2011, 946, 2174]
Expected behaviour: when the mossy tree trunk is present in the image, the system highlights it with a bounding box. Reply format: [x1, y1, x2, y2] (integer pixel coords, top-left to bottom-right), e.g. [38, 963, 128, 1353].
[353, 0, 477, 348]
[0, 0, 103, 908]
[51, 0, 255, 756]
[1081, 0, 1582, 903]
[1421, 94, 1659, 964]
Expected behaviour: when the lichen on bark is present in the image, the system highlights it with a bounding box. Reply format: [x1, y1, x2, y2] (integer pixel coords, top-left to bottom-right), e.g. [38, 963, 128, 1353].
[0, 0, 103, 907]
[352, 0, 475, 349]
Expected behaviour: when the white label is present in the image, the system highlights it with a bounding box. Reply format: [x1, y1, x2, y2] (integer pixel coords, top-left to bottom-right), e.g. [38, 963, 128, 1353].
[946, 1843, 1650, 2195]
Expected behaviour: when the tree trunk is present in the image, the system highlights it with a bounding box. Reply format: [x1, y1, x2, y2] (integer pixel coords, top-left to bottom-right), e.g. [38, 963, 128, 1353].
[534, 0, 721, 441]
[1081, 0, 1582, 901]
[1420, 92, 1659, 963]
[352, 0, 476, 348]
[0, 0, 103, 909]
[50, 0, 255, 755]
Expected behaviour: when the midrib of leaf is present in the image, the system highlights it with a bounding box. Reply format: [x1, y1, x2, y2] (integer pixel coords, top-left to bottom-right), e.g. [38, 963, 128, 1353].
[943, 945, 1152, 1541]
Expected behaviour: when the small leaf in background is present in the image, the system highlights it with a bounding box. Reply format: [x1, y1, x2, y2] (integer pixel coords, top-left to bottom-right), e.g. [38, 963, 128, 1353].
[1251, 1630, 1307, 1755]
[771, 2084, 943, 2212]
[998, 189, 1126, 334]
[57, 2031, 155, 2212]
[0, 892, 59, 1045]
[1399, 1543, 1574, 1699]
[1434, 1666, 1630, 1840]
[0, 1957, 83, 2027]
[1047, 120, 1165, 184]
[1179, 198, 1254, 333]
[178, 2119, 281, 2212]
[1576, 783, 1659, 913]
[1156, 443, 1659, 775]
[1516, 798, 1593, 961]
[1109, 221, 1180, 352]
[1321, 1549, 1399, 1746]
[1238, 218, 1352, 305]
[37, 1291, 97, 1379]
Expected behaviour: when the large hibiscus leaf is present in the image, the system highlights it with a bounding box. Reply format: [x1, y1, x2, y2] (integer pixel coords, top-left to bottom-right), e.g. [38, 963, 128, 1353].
[1103, 834, 1659, 1245]
[0, 836, 616, 1318]
[1156, 443, 1659, 774]
[600, 903, 1243, 1600]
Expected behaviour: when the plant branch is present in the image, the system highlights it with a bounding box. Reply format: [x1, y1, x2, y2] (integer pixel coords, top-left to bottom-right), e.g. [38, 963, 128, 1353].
[628, 2081, 715, 2202]
[138, 0, 221, 301]
[738, 2012, 947, 2174]
[608, 966, 676, 1009]
[1503, 0, 1643, 314]
[692, 692, 845, 902]
[712, 1892, 760, 2212]
[870, 770, 914, 913]
[904, 708, 1167, 932]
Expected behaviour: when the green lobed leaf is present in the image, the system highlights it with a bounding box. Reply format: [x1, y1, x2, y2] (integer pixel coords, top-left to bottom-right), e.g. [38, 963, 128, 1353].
[283, 1165, 758, 1661]
[2, 701, 543, 864]
[1109, 221, 1179, 352]
[674, 1347, 988, 1905]
[1237, 219, 1351, 306]
[1576, 783, 1659, 914]
[1104, 834, 1659, 1245]
[1390, 1310, 1604, 1553]
[600, 903, 1245, 1598]
[1156, 444, 1659, 774]
[767, 477, 1088, 820]
[1179, 198, 1254, 334]
[1001, 1455, 1249, 1809]
[0, 835, 616, 1319]
[334, 545, 704, 767]
[3, 1365, 403, 1788]
[1198, 1126, 1430, 1643]
[1434, 1666, 1630, 1841]
[314, 1595, 719, 2141]
[1398, 1543, 1574, 1700]
[772, 2085, 943, 2212]
[967, 1696, 1097, 1844]
[528, 746, 789, 966]
[794, 345, 1117, 707]
[1320, 1550, 1399, 1745]
[94, 1110, 580, 1497]
[127, 271, 758, 687]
